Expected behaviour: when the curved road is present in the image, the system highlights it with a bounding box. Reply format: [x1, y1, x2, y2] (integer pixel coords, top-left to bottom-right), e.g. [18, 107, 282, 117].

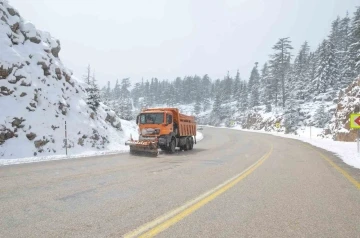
[0, 127, 360, 237]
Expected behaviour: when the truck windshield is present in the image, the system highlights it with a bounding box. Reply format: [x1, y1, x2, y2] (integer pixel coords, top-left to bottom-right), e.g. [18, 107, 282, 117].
[140, 113, 164, 124]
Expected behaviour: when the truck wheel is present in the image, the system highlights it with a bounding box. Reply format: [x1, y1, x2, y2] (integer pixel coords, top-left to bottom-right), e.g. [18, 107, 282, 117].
[160, 146, 167, 151]
[184, 138, 190, 151]
[169, 139, 176, 154]
[189, 137, 194, 150]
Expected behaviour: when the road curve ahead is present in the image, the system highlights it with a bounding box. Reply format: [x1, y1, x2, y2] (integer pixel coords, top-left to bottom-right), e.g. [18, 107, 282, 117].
[1, 127, 360, 237]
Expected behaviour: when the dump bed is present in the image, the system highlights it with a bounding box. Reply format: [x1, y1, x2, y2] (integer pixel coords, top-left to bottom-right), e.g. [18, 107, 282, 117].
[178, 112, 196, 137]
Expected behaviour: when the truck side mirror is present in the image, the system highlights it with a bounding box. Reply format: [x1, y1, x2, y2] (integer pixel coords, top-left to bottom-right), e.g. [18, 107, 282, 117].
[136, 115, 139, 124]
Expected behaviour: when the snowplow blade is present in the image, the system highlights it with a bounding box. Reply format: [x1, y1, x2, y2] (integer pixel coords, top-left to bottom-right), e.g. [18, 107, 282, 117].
[125, 140, 159, 157]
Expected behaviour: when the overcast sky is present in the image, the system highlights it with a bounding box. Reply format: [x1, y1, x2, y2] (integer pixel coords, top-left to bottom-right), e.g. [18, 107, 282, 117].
[8, 0, 360, 87]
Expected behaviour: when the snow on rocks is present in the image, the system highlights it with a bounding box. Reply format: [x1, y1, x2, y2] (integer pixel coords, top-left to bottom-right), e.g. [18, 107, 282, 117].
[0, 0, 133, 161]
[329, 77, 360, 142]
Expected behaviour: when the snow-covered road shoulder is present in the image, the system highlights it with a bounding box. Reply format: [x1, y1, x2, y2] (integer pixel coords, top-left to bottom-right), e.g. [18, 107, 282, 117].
[224, 126, 360, 169]
[0, 130, 205, 166]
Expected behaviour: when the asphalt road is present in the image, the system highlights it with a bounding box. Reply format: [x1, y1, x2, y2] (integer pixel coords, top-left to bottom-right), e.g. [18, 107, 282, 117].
[1, 127, 360, 238]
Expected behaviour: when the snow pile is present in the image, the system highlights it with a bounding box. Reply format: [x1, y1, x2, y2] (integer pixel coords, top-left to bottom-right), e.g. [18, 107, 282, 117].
[0, 1, 137, 160]
[196, 131, 203, 142]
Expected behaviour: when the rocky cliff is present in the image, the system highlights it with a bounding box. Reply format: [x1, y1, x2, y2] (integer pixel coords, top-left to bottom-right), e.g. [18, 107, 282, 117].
[0, 0, 131, 159]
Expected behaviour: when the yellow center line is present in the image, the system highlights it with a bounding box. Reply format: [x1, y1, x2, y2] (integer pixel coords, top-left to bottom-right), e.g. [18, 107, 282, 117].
[124, 145, 273, 238]
[306, 144, 360, 190]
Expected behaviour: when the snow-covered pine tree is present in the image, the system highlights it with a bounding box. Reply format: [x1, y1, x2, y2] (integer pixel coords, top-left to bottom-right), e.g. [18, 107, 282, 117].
[113, 79, 121, 100]
[313, 101, 331, 128]
[338, 13, 353, 85]
[202, 97, 211, 112]
[194, 95, 201, 115]
[349, 7, 360, 74]
[233, 70, 241, 102]
[143, 80, 151, 107]
[293, 41, 310, 100]
[269, 37, 293, 107]
[306, 50, 320, 98]
[166, 84, 176, 106]
[131, 82, 142, 108]
[210, 93, 222, 125]
[83, 64, 91, 85]
[342, 7, 360, 86]
[315, 39, 338, 93]
[100, 85, 106, 100]
[238, 80, 248, 112]
[261, 63, 273, 111]
[173, 77, 183, 103]
[283, 98, 300, 134]
[248, 62, 260, 108]
[222, 71, 233, 102]
[284, 55, 295, 103]
[259, 63, 268, 104]
[117, 78, 133, 120]
[87, 71, 101, 112]
[201, 74, 212, 111]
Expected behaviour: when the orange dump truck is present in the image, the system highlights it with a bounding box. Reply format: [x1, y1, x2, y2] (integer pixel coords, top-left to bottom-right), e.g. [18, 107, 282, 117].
[125, 108, 197, 156]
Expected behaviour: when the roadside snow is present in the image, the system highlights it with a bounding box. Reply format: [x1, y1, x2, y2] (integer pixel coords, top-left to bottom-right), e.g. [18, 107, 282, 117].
[196, 131, 204, 142]
[225, 125, 360, 169]
[1, 129, 205, 166]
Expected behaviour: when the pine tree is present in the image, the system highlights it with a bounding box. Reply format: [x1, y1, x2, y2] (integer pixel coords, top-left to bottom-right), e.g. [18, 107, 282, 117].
[87, 71, 101, 112]
[283, 98, 299, 133]
[293, 41, 310, 100]
[314, 102, 330, 128]
[269, 37, 293, 107]
[349, 7, 360, 74]
[117, 78, 133, 120]
[83, 64, 91, 85]
[194, 95, 201, 115]
[201, 74, 212, 111]
[238, 80, 248, 112]
[222, 71, 233, 102]
[100, 85, 106, 103]
[113, 79, 121, 100]
[202, 97, 211, 112]
[339, 13, 351, 52]
[260, 63, 272, 106]
[315, 39, 338, 93]
[211, 93, 222, 125]
[306, 50, 320, 97]
[249, 62, 260, 108]
[339, 13, 353, 84]
[233, 70, 241, 102]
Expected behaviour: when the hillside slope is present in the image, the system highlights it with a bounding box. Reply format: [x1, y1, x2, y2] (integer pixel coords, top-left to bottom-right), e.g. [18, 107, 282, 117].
[0, 0, 135, 159]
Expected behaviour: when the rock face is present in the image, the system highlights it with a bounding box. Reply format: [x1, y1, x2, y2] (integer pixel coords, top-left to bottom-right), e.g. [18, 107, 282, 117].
[105, 112, 122, 130]
[26, 132, 36, 141]
[0, 1, 127, 159]
[329, 77, 360, 142]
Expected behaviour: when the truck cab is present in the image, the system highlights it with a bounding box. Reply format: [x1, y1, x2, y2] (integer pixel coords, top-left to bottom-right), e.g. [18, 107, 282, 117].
[136, 110, 175, 137]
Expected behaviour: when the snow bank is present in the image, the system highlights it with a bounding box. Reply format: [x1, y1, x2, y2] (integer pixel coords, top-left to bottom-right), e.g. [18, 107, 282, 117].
[1, 129, 205, 166]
